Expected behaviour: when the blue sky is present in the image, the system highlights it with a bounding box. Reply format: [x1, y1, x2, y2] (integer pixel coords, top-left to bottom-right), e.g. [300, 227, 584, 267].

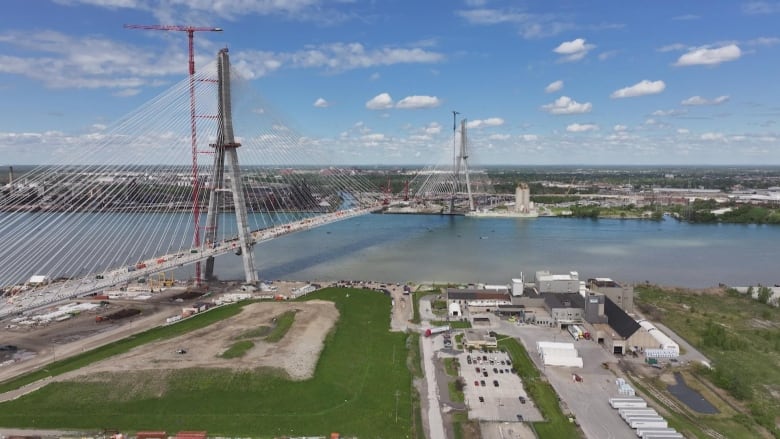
[1, 0, 780, 165]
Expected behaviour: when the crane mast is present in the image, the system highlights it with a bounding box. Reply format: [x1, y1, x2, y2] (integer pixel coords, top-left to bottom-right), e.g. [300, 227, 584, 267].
[124, 24, 223, 286]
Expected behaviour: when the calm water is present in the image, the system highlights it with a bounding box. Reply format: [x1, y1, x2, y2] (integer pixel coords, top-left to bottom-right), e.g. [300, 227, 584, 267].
[199, 214, 780, 288]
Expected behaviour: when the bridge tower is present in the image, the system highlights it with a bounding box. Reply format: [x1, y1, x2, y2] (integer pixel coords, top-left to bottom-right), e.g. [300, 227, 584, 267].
[203, 49, 258, 284]
[448, 113, 474, 214]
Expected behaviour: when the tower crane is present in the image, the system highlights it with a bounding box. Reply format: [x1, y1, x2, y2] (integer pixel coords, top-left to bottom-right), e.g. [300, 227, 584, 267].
[124, 24, 223, 286]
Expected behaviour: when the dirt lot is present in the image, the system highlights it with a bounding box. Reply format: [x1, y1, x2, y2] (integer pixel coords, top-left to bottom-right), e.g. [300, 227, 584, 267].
[69, 300, 338, 381]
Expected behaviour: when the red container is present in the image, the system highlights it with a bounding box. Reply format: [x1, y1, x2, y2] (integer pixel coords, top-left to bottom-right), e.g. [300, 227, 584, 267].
[136, 432, 167, 439]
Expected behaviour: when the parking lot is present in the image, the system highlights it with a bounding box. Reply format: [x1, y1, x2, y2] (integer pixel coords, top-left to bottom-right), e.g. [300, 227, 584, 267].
[458, 349, 543, 423]
[495, 319, 637, 439]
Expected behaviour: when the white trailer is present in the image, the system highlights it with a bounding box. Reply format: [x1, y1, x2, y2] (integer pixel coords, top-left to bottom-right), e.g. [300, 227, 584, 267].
[611, 400, 648, 409]
[636, 428, 679, 438]
[624, 416, 664, 425]
[424, 325, 451, 337]
[642, 434, 683, 439]
[620, 409, 658, 419]
[631, 420, 668, 429]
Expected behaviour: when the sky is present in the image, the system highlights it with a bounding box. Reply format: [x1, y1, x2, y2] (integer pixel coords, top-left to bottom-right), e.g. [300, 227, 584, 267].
[1, 0, 780, 166]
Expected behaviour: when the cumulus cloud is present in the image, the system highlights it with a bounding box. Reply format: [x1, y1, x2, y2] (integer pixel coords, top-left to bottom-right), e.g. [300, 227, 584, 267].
[610, 80, 666, 98]
[521, 134, 539, 141]
[657, 43, 687, 52]
[466, 118, 505, 129]
[566, 123, 598, 132]
[456, 8, 575, 39]
[651, 109, 687, 117]
[545, 80, 564, 93]
[313, 97, 330, 108]
[681, 95, 730, 106]
[613, 124, 628, 131]
[553, 38, 595, 62]
[674, 44, 741, 66]
[541, 96, 592, 114]
[365, 93, 394, 110]
[488, 134, 511, 141]
[424, 122, 442, 135]
[396, 95, 441, 109]
[700, 132, 726, 141]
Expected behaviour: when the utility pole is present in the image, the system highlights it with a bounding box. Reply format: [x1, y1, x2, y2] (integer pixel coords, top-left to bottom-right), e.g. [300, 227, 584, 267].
[124, 24, 223, 286]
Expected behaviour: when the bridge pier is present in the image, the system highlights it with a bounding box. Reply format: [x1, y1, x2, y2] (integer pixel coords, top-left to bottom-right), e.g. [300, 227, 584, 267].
[203, 48, 257, 285]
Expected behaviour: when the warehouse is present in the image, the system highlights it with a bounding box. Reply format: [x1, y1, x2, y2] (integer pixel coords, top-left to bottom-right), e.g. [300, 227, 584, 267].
[535, 341, 583, 368]
[587, 277, 634, 313]
[593, 298, 658, 355]
[535, 270, 581, 293]
[446, 289, 512, 314]
[637, 320, 680, 355]
[542, 292, 585, 327]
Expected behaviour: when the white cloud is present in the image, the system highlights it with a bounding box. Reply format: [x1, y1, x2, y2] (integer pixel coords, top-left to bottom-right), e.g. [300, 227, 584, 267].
[521, 134, 539, 141]
[742, 1, 780, 14]
[677, 128, 690, 134]
[553, 38, 595, 62]
[613, 124, 628, 131]
[700, 132, 726, 141]
[369, 72, 380, 81]
[366, 93, 394, 110]
[657, 43, 687, 52]
[466, 118, 505, 129]
[545, 80, 564, 93]
[488, 134, 511, 141]
[747, 37, 780, 46]
[361, 133, 386, 142]
[681, 95, 730, 106]
[674, 44, 741, 66]
[396, 95, 441, 109]
[566, 123, 598, 132]
[313, 97, 330, 108]
[541, 96, 592, 114]
[424, 122, 442, 135]
[456, 8, 575, 39]
[651, 109, 687, 116]
[610, 80, 666, 98]
[598, 50, 618, 60]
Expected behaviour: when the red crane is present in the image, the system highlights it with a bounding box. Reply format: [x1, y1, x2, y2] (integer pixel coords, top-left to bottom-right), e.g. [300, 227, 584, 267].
[125, 24, 223, 286]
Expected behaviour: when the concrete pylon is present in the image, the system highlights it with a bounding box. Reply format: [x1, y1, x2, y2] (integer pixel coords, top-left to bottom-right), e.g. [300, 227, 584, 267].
[203, 48, 257, 285]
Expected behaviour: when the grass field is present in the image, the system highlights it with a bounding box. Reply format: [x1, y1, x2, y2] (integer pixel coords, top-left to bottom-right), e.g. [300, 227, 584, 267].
[264, 310, 296, 342]
[636, 285, 780, 438]
[219, 340, 254, 359]
[0, 288, 415, 438]
[497, 336, 582, 439]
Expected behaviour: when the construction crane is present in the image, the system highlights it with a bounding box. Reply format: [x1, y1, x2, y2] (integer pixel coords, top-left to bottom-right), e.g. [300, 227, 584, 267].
[124, 24, 223, 286]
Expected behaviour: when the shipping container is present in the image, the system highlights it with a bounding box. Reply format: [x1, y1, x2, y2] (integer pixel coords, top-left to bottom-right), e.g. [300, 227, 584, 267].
[610, 400, 648, 409]
[624, 416, 665, 425]
[136, 432, 167, 439]
[642, 434, 683, 439]
[620, 409, 658, 419]
[636, 429, 679, 438]
[631, 420, 668, 429]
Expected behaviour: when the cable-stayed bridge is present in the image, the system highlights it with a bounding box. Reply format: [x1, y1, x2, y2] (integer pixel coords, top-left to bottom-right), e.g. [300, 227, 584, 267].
[0, 49, 385, 318]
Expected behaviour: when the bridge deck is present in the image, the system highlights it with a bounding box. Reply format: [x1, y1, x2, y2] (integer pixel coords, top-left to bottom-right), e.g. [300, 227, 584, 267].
[1, 204, 382, 319]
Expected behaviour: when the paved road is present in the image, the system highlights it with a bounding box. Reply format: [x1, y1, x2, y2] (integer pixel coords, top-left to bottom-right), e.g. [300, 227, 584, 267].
[421, 332, 447, 439]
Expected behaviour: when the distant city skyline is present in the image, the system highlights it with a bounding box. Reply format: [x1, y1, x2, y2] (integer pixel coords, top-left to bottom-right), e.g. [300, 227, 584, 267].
[1, 1, 779, 165]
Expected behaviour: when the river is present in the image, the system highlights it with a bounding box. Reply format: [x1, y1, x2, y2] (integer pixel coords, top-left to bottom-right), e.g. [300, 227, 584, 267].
[200, 213, 780, 288]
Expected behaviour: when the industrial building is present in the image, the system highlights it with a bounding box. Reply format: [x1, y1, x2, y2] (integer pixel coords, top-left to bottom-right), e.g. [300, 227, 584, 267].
[446, 288, 512, 314]
[462, 329, 498, 349]
[535, 270, 582, 293]
[587, 277, 635, 313]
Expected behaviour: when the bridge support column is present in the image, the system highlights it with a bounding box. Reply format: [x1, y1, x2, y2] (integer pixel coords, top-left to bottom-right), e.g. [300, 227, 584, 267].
[203, 48, 257, 285]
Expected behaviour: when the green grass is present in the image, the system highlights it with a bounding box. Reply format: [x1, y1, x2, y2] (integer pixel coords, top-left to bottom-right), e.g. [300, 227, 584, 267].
[636, 285, 780, 438]
[264, 310, 296, 342]
[219, 340, 254, 359]
[0, 288, 414, 438]
[497, 336, 582, 439]
[443, 357, 458, 376]
[234, 325, 271, 339]
[0, 303, 244, 394]
[448, 380, 465, 403]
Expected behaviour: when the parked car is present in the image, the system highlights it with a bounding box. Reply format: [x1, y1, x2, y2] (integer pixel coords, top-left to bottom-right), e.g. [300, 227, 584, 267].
[493, 380, 499, 387]
[519, 396, 526, 403]
[480, 380, 486, 386]
[474, 380, 479, 386]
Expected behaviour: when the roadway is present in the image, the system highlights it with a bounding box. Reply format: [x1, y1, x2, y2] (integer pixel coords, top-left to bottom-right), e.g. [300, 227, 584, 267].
[1, 204, 382, 319]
